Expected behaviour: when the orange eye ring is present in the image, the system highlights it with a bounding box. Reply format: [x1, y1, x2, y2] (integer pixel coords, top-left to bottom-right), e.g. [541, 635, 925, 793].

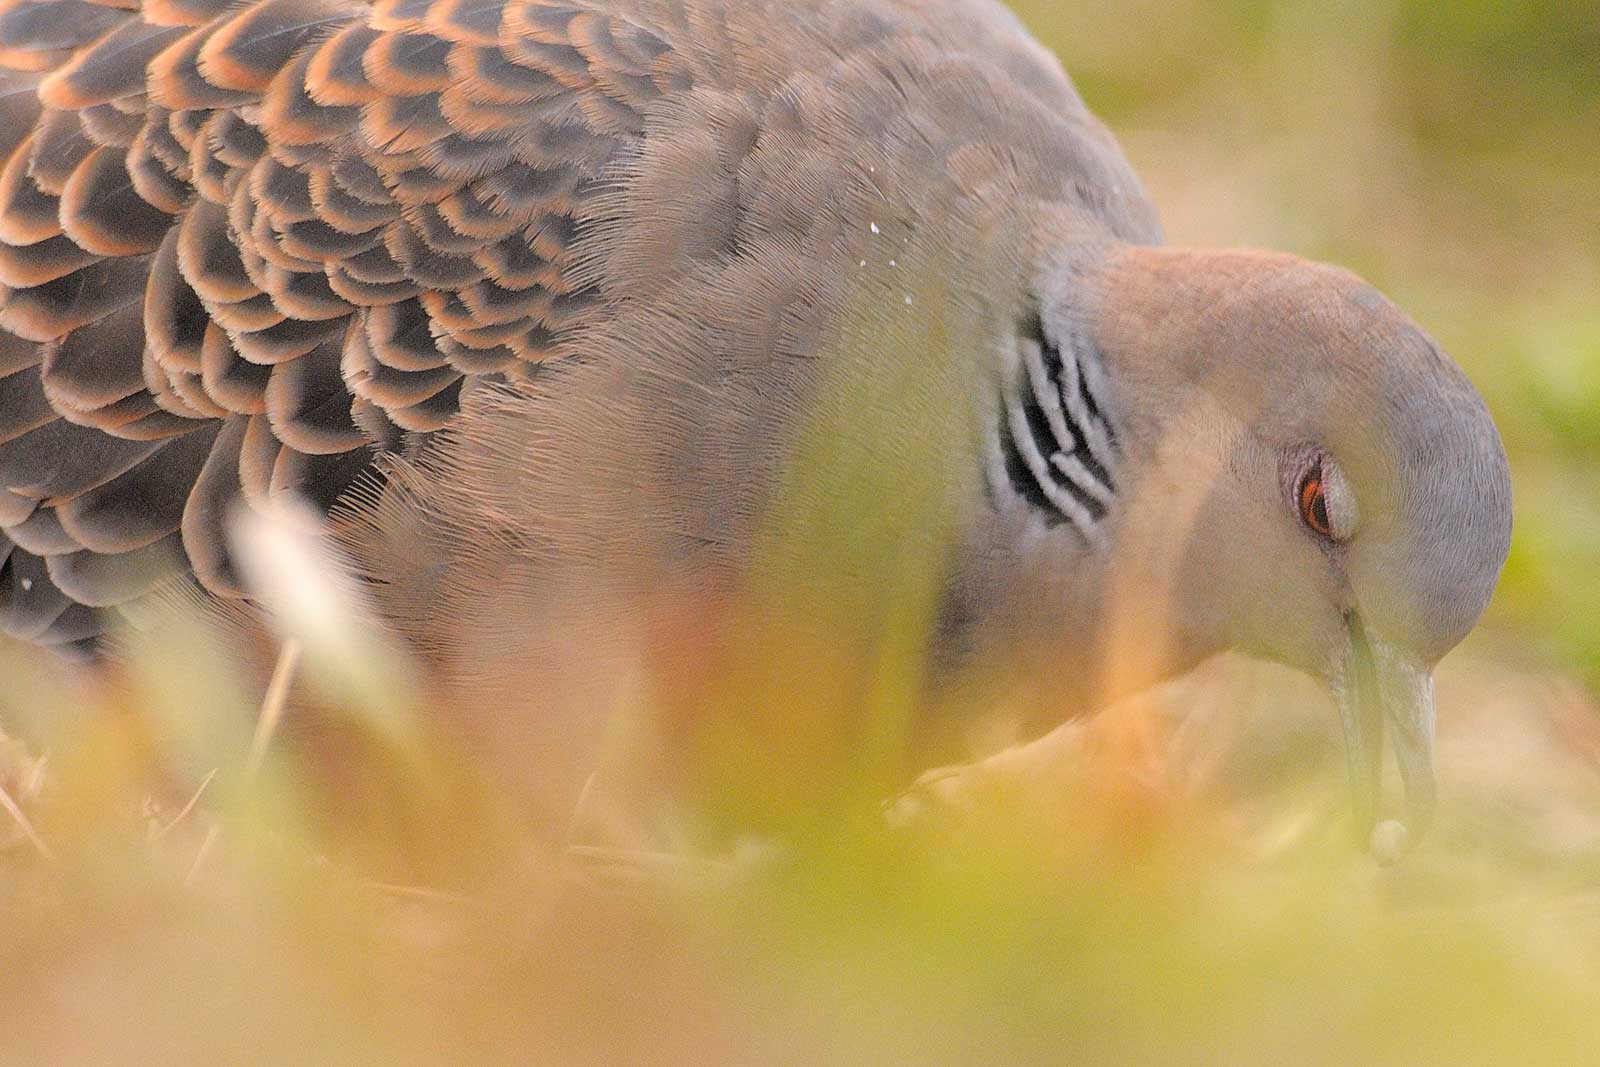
[1298, 467, 1333, 538]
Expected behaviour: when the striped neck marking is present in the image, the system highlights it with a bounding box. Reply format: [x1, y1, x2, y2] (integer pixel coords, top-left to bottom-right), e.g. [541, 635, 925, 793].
[990, 314, 1118, 545]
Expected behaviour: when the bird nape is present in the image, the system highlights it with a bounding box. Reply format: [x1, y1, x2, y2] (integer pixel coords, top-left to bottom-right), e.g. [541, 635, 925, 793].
[0, 0, 1510, 854]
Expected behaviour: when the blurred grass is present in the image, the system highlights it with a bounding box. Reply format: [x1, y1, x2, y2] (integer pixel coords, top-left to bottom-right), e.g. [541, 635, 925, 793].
[2, 2, 1599, 1063]
[4, 631, 1600, 1065]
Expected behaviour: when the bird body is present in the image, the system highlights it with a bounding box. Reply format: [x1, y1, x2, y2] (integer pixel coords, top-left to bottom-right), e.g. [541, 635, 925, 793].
[0, 0, 1152, 646]
[0, 0, 1511, 842]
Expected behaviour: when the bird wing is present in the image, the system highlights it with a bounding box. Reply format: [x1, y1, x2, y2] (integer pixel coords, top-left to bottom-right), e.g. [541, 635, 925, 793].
[0, 0, 1160, 655]
[0, 0, 681, 651]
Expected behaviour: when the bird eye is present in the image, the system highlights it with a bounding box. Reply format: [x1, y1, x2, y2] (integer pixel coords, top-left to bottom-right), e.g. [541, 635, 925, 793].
[1297, 462, 1334, 538]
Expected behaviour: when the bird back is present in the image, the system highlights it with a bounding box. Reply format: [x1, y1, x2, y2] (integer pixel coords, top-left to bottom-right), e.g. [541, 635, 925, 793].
[0, 0, 1157, 655]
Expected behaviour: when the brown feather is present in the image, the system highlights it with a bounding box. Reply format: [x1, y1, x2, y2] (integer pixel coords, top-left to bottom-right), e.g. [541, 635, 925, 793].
[54, 420, 217, 551]
[25, 108, 92, 192]
[179, 410, 244, 594]
[0, 0, 1169, 656]
[0, 0, 128, 56]
[1, 256, 149, 341]
[262, 332, 365, 453]
[0, 361, 51, 442]
[146, 24, 253, 110]
[46, 530, 181, 605]
[38, 19, 184, 110]
[198, 321, 269, 414]
[75, 99, 143, 145]
[127, 126, 194, 211]
[0, 133, 61, 244]
[0, 486, 28, 523]
[196, 0, 359, 95]
[58, 387, 175, 435]
[0, 544, 70, 639]
[0, 415, 161, 501]
[59, 143, 173, 255]
[6, 501, 79, 552]
[0, 232, 97, 288]
[40, 300, 146, 409]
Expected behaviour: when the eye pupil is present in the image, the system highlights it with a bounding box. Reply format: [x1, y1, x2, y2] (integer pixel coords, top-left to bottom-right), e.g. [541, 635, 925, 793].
[1299, 470, 1333, 537]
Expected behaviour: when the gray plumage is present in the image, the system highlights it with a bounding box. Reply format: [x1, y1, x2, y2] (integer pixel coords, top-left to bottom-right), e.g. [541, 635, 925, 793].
[0, 0, 1511, 840]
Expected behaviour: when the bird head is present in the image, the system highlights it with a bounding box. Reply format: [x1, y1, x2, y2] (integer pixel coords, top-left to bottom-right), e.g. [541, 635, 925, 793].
[1031, 246, 1513, 846]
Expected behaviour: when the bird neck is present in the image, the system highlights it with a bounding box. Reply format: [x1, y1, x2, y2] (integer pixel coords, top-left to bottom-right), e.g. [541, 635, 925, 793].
[1053, 245, 1276, 698]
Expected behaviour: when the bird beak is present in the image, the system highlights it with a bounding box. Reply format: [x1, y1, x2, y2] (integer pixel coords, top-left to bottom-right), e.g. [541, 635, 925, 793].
[1335, 613, 1438, 851]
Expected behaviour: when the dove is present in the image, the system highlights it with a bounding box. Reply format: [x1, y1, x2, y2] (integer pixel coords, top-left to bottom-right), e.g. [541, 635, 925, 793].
[0, 0, 1511, 844]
